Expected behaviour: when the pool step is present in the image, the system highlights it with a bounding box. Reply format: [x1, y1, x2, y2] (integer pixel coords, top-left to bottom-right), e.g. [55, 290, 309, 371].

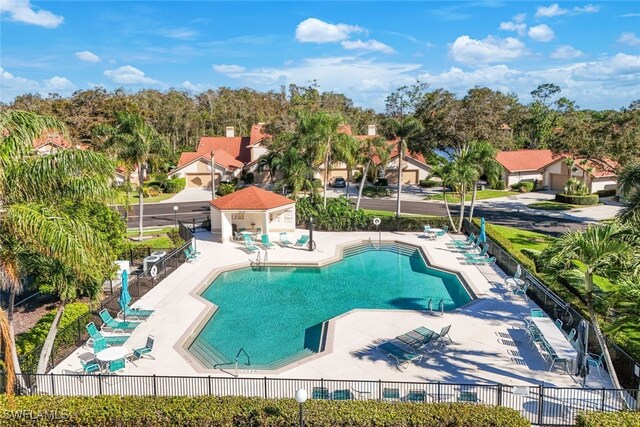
[255, 348, 316, 370]
[189, 339, 231, 369]
[343, 242, 421, 259]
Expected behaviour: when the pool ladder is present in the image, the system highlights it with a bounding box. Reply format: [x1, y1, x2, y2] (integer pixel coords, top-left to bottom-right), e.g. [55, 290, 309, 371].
[234, 347, 251, 378]
[427, 299, 444, 315]
[251, 250, 268, 266]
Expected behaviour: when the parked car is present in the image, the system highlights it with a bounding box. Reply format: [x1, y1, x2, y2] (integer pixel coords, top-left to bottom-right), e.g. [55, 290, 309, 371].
[332, 177, 346, 188]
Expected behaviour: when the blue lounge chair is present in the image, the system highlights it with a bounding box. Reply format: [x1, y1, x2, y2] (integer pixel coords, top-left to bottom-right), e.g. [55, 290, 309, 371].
[383, 387, 400, 401]
[183, 248, 198, 262]
[332, 389, 353, 400]
[188, 245, 201, 257]
[312, 386, 329, 400]
[433, 226, 449, 239]
[396, 328, 436, 350]
[587, 353, 604, 376]
[505, 264, 525, 288]
[422, 225, 431, 236]
[279, 232, 293, 246]
[463, 245, 487, 259]
[294, 235, 309, 247]
[93, 337, 108, 354]
[531, 308, 544, 317]
[99, 309, 140, 333]
[78, 354, 101, 374]
[86, 322, 129, 347]
[260, 234, 275, 249]
[405, 389, 426, 402]
[119, 306, 155, 320]
[458, 391, 479, 403]
[451, 233, 475, 248]
[513, 282, 529, 299]
[378, 341, 423, 368]
[243, 235, 260, 253]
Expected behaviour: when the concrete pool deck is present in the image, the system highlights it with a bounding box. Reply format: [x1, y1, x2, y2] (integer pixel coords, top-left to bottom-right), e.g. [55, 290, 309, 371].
[52, 229, 613, 389]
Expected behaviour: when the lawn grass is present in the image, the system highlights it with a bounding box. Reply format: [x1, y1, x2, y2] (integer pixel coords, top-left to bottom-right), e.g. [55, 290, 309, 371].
[527, 201, 579, 211]
[426, 189, 519, 203]
[127, 226, 175, 237]
[131, 236, 173, 249]
[117, 191, 176, 204]
[487, 223, 556, 253]
[362, 209, 441, 220]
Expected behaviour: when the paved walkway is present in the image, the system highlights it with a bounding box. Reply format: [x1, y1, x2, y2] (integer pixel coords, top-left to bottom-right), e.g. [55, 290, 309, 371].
[53, 230, 612, 392]
[160, 188, 212, 203]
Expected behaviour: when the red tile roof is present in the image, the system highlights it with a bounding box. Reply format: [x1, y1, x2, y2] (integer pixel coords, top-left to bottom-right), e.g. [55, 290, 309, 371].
[197, 136, 251, 164]
[33, 132, 73, 149]
[496, 149, 561, 172]
[249, 124, 270, 146]
[209, 186, 295, 210]
[576, 159, 618, 178]
[176, 150, 244, 170]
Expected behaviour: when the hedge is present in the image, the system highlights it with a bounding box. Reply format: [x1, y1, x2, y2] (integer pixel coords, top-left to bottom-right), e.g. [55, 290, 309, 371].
[0, 396, 530, 427]
[576, 411, 640, 427]
[595, 189, 617, 198]
[419, 179, 440, 188]
[16, 302, 91, 373]
[555, 193, 599, 205]
[510, 181, 535, 192]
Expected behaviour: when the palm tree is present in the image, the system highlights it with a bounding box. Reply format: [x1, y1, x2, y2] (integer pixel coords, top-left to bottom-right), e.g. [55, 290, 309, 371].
[617, 163, 640, 224]
[467, 141, 502, 222]
[448, 146, 479, 232]
[354, 136, 389, 210]
[93, 111, 168, 241]
[564, 157, 575, 184]
[256, 150, 282, 183]
[0, 110, 114, 374]
[297, 111, 357, 208]
[0, 308, 16, 397]
[538, 223, 632, 390]
[382, 117, 424, 220]
[430, 162, 457, 231]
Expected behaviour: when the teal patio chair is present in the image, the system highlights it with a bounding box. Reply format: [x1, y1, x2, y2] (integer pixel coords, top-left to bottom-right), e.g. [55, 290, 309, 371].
[294, 235, 309, 247]
[513, 282, 529, 300]
[378, 341, 423, 369]
[332, 389, 353, 400]
[279, 232, 293, 246]
[451, 233, 475, 248]
[433, 226, 449, 239]
[587, 353, 605, 376]
[130, 335, 155, 363]
[312, 386, 329, 400]
[530, 308, 544, 318]
[467, 256, 496, 265]
[463, 245, 487, 259]
[434, 325, 453, 343]
[78, 355, 101, 374]
[86, 322, 129, 347]
[99, 309, 140, 333]
[405, 389, 426, 402]
[555, 319, 564, 329]
[119, 306, 155, 320]
[188, 244, 201, 257]
[422, 225, 431, 236]
[183, 248, 198, 262]
[108, 357, 126, 374]
[458, 391, 479, 403]
[567, 328, 576, 342]
[93, 337, 108, 354]
[396, 328, 436, 350]
[505, 264, 525, 288]
[383, 387, 401, 401]
[260, 234, 275, 249]
[243, 235, 260, 253]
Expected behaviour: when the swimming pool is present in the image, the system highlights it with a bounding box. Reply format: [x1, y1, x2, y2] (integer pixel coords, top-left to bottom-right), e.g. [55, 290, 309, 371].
[188, 242, 472, 370]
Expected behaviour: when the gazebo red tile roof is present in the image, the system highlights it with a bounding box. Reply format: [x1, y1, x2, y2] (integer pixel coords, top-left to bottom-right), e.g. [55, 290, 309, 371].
[209, 186, 295, 211]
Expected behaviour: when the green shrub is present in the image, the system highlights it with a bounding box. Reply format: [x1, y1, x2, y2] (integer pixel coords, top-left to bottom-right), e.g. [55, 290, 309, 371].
[363, 186, 391, 198]
[374, 177, 388, 187]
[493, 180, 507, 190]
[164, 177, 186, 193]
[473, 219, 536, 273]
[0, 396, 530, 427]
[576, 411, 640, 427]
[510, 181, 535, 192]
[352, 171, 364, 183]
[167, 228, 184, 245]
[16, 302, 91, 373]
[217, 182, 236, 196]
[596, 189, 617, 198]
[555, 193, 599, 205]
[312, 178, 323, 189]
[564, 178, 589, 196]
[419, 179, 440, 188]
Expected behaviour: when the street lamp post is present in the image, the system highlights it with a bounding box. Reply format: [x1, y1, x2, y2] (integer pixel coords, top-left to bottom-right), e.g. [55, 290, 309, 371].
[173, 206, 179, 228]
[294, 389, 308, 427]
[308, 216, 314, 252]
[210, 150, 216, 200]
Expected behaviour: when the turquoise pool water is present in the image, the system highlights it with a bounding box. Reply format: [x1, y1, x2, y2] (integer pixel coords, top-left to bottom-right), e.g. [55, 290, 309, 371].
[188, 244, 471, 369]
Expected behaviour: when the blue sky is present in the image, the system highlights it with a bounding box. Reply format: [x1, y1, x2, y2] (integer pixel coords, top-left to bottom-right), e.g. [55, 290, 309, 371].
[1, 1, 639, 110]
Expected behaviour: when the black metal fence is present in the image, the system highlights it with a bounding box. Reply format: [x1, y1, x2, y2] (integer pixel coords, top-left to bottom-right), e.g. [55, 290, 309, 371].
[5, 373, 637, 426]
[461, 219, 640, 392]
[17, 227, 197, 374]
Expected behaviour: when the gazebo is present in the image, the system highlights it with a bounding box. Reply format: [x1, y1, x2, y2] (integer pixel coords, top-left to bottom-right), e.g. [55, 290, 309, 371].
[209, 186, 296, 243]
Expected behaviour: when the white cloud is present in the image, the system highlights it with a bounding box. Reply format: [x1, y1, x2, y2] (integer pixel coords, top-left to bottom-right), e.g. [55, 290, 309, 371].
[0, 0, 64, 28]
[535, 3, 568, 18]
[75, 50, 100, 63]
[295, 18, 363, 43]
[43, 76, 75, 91]
[103, 65, 160, 84]
[528, 24, 555, 42]
[620, 13, 640, 18]
[574, 4, 599, 13]
[499, 21, 527, 36]
[212, 64, 246, 74]
[550, 45, 584, 60]
[0, 67, 75, 100]
[340, 39, 395, 54]
[618, 32, 640, 46]
[449, 35, 528, 64]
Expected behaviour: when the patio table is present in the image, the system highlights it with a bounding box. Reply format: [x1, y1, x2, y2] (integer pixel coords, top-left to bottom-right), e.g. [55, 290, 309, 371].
[96, 346, 129, 363]
[531, 316, 578, 371]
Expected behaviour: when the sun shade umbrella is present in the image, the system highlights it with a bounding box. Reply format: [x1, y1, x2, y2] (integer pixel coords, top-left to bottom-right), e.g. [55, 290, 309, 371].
[478, 217, 487, 244]
[119, 269, 132, 321]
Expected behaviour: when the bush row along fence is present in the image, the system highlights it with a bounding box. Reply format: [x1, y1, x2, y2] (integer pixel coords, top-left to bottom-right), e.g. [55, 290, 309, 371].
[17, 223, 196, 374]
[3, 374, 637, 427]
[461, 219, 640, 393]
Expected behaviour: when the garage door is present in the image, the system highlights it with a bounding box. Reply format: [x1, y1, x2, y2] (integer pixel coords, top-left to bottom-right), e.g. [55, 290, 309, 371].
[402, 170, 419, 184]
[186, 173, 212, 189]
[328, 169, 348, 181]
[549, 174, 565, 192]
